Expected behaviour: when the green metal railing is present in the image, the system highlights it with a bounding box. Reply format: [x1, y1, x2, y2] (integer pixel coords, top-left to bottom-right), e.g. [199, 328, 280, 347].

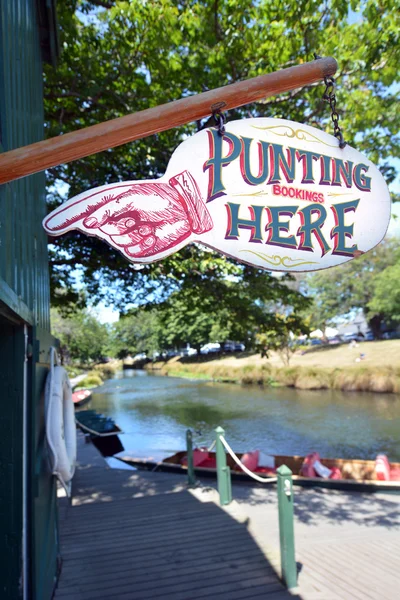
[215, 426, 232, 505]
[186, 429, 196, 488]
[185, 426, 297, 588]
[213, 425, 297, 589]
[277, 465, 297, 589]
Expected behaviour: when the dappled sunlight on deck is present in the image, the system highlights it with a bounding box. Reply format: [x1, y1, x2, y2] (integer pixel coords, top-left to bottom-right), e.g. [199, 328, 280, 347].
[56, 433, 399, 599]
[56, 434, 295, 600]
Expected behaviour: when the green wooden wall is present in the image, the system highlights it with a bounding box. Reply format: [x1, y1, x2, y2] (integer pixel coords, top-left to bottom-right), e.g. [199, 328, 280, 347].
[0, 0, 51, 329]
[0, 1, 59, 598]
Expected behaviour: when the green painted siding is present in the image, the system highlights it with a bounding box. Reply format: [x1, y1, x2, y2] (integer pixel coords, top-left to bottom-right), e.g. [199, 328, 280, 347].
[0, 1, 59, 598]
[0, 319, 25, 599]
[0, 0, 50, 330]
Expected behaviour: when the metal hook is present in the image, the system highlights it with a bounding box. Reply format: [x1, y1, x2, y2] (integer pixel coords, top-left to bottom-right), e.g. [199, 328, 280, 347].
[211, 101, 227, 136]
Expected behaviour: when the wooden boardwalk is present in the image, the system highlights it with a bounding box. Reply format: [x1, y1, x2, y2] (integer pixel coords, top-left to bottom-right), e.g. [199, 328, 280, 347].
[56, 435, 400, 600]
[55, 435, 294, 600]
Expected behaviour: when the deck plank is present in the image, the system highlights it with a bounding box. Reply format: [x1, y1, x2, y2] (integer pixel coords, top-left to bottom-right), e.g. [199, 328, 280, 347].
[55, 434, 293, 599]
[55, 433, 399, 600]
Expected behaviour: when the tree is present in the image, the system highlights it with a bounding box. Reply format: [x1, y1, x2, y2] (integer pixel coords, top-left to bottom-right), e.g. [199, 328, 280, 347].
[110, 310, 160, 358]
[368, 261, 400, 323]
[154, 262, 310, 351]
[304, 238, 400, 336]
[255, 313, 308, 365]
[51, 308, 111, 363]
[45, 0, 400, 311]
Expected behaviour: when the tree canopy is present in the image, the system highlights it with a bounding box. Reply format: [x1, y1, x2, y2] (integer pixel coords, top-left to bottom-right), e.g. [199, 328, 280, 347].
[51, 307, 111, 362]
[304, 238, 400, 335]
[45, 0, 399, 313]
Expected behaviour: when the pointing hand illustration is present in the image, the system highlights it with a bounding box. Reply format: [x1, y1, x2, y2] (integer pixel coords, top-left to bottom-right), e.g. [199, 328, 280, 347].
[44, 171, 213, 260]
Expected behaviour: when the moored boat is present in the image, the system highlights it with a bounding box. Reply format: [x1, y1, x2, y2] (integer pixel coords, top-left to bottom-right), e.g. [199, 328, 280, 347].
[72, 388, 92, 407]
[75, 409, 124, 456]
[115, 450, 400, 493]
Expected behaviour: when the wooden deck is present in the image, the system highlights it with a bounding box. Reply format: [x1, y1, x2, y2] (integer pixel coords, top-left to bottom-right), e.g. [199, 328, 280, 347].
[231, 483, 400, 600]
[55, 435, 400, 600]
[55, 435, 294, 599]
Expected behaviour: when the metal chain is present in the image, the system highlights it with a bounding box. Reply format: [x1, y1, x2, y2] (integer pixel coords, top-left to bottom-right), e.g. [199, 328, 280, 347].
[211, 101, 226, 136]
[314, 53, 346, 149]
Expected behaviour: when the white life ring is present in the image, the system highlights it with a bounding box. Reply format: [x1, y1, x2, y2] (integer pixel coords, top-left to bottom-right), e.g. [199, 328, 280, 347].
[45, 362, 77, 492]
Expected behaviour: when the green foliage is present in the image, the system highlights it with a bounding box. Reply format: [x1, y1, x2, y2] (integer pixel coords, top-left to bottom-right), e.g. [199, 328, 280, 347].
[154, 265, 310, 350]
[51, 307, 111, 363]
[110, 310, 160, 357]
[255, 313, 308, 365]
[368, 262, 400, 321]
[303, 239, 400, 334]
[77, 371, 104, 388]
[45, 0, 400, 310]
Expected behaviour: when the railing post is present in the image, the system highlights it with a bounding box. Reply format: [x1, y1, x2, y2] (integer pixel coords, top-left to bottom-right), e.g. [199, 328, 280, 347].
[215, 426, 232, 506]
[186, 429, 196, 488]
[277, 465, 297, 589]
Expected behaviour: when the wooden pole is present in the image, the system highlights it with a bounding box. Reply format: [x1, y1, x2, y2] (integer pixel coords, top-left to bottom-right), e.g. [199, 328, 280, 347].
[0, 57, 337, 185]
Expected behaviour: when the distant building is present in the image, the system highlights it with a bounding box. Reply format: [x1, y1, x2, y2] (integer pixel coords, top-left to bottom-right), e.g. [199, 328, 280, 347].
[337, 316, 369, 337]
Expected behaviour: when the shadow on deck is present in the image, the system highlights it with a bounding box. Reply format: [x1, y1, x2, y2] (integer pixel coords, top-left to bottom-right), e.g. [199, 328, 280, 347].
[55, 443, 298, 600]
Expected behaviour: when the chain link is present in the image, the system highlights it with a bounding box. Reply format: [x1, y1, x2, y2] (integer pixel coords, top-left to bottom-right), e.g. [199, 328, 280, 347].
[213, 111, 226, 136]
[211, 101, 226, 136]
[314, 53, 346, 149]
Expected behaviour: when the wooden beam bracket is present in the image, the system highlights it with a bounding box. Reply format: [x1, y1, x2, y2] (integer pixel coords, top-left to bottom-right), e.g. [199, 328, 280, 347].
[0, 57, 337, 185]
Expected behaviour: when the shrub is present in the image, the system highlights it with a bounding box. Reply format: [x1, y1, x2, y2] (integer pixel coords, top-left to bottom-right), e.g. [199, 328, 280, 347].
[78, 371, 104, 388]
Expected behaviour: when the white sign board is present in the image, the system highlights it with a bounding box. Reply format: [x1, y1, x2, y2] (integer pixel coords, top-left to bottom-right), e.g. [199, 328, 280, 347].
[43, 118, 391, 272]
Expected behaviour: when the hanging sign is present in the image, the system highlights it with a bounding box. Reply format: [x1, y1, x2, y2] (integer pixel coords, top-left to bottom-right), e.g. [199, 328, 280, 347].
[43, 118, 391, 272]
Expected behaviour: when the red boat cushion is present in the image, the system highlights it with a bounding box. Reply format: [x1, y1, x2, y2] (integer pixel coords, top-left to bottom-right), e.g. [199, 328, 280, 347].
[300, 452, 320, 477]
[389, 467, 400, 481]
[181, 448, 209, 467]
[329, 467, 342, 480]
[234, 450, 259, 472]
[375, 454, 391, 481]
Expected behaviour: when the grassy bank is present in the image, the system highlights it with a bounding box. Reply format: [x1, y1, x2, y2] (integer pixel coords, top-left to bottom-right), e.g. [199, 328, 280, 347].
[69, 360, 123, 389]
[147, 340, 400, 393]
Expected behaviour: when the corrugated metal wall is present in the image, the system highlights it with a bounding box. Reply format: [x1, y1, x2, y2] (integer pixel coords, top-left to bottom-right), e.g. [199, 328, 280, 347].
[0, 0, 50, 330]
[0, 1, 58, 598]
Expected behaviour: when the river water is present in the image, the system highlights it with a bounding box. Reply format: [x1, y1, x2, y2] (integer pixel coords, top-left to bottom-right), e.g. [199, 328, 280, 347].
[85, 369, 400, 462]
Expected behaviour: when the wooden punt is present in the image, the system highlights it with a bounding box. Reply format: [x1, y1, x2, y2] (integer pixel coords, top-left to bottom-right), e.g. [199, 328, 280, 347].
[115, 450, 400, 493]
[75, 410, 124, 457]
[72, 389, 92, 407]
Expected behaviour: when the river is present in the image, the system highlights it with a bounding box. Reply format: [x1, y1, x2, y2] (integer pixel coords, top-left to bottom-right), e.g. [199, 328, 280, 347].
[84, 369, 400, 462]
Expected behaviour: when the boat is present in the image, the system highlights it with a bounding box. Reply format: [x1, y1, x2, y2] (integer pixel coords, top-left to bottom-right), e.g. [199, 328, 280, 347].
[75, 410, 124, 456]
[115, 449, 400, 493]
[72, 389, 92, 407]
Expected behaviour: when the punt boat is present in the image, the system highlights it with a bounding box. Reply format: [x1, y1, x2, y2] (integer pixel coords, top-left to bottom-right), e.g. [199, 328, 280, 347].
[75, 409, 124, 456]
[72, 389, 92, 407]
[115, 450, 400, 493]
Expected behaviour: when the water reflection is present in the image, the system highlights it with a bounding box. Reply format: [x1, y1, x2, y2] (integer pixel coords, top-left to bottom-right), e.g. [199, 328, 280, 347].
[85, 370, 400, 461]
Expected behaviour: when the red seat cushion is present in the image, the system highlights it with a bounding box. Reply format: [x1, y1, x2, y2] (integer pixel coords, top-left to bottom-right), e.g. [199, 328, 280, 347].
[234, 450, 259, 472]
[300, 452, 320, 477]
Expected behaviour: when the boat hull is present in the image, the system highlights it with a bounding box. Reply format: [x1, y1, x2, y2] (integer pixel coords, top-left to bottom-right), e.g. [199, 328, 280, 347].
[72, 389, 92, 407]
[115, 451, 400, 493]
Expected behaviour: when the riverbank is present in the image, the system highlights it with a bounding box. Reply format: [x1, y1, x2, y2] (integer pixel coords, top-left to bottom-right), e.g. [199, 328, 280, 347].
[147, 340, 400, 393]
[67, 360, 123, 389]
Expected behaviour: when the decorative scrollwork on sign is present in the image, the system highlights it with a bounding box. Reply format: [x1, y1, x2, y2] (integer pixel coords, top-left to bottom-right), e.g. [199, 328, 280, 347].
[251, 125, 338, 148]
[231, 190, 269, 198]
[241, 250, 319, 268]
[327, 191, 356, 197]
